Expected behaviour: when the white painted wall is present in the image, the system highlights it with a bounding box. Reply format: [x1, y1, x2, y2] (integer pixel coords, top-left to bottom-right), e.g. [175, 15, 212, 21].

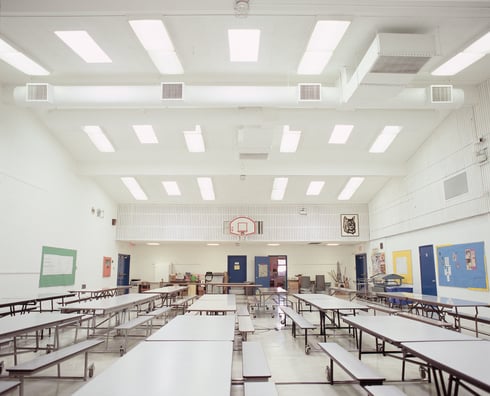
[0, 103, 119, 295]
[120, 242, 364, 287]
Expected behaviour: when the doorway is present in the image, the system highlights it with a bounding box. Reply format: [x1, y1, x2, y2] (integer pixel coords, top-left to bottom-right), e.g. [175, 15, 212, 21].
[227, 255, 247, 283]
[355, 253, 368, 292]
[269, 255, 287, 288]
[254, 256, 270, 287]
[117, 254, 130, 294]
[419, 245, 437, 296]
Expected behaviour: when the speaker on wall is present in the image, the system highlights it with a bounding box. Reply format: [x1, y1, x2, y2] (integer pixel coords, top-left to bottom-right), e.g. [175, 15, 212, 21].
[112, 219, 117, 226]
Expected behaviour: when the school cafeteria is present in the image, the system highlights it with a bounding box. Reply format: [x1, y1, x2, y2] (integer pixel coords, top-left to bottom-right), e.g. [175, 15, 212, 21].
[1, 1, 490, 395]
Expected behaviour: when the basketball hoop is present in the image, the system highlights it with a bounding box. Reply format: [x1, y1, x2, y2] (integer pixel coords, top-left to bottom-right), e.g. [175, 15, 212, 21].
[230, 216, 256, 239]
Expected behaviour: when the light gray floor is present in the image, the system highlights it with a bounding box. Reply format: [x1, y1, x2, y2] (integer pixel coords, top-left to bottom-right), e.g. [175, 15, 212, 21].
[0, 297, 488, 396]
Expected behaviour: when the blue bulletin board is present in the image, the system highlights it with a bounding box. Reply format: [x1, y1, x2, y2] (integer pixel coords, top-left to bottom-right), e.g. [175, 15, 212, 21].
[436, 241, 487, 290]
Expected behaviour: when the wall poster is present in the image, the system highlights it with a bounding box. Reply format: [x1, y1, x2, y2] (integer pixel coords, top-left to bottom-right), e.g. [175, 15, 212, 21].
[39, 246, 76, 287]
[392, 250, 413, 284]
[371, 249, 386, 275]
[103, 256, 112, 277]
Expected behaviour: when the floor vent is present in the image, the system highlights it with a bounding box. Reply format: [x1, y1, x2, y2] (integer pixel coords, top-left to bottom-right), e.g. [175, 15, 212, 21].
[161, 82, 184, 100]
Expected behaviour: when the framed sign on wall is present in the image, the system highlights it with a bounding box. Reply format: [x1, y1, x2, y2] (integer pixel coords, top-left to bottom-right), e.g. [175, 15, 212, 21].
[340, 214, 359, 237]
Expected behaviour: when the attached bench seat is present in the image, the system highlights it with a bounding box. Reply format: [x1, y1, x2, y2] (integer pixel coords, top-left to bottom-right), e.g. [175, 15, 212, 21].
[280, 306, 316, 354]
[244, 381, 278, 396]
[367, 303, 399, 315]
[7, 338, 104, 396]
[395, 312, 453, 328]
[236, 304, 250, 316]
[238, 316, 255, 341]
[319, 342, 385, 387]
[365, 385, 407, 396]
[115, 315, 153, 355]
[0, 380, 20, 395]
[242, 341, 271, 381]
[170, 296, 198, 314]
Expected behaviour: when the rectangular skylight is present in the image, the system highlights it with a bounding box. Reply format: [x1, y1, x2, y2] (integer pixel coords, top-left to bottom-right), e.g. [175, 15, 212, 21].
[329, 124, 354, 144]
[297, 20, 350, 75]
[162, 181, 181, 196]
[54, 31, 112, 63]
[132, 125, 158, 144]
[432, 31, 490, 76]
[121, 177, 148, 200]
[369, 125, 402, 153]
[338, 177, 364, 200]
[280, 125, 301, 152]
[129, 20, 183, 74]
[197, 177, 215, 200]
[306, 181, 325, 196]
[0, 38, 49, 75]
[228, 29, 260, 62]
[82, 125, 115, 152]
[271, 177, 288, 201]
[183, 125, 205, 152]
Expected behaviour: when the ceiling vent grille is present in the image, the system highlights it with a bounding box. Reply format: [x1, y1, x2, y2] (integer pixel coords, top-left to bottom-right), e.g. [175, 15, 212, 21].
[370, 55, 431, 74]
[161, 82, 184, 100]
[298, 83, 321, 101]
[26, 83, 51, 102]
[430, 85, 453, 103]
[239, 153, 269, 160]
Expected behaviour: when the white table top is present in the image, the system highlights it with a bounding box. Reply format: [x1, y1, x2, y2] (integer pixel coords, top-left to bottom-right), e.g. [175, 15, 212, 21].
[401, 340, 489, 393]
[73, 341, 233, 396]
[376, 292, 490, 308]
[187, 294, 236, 313]
[59, 293, 155, 314]
[143, 285, 188, 295]
[0, 312, 82, 339]
[343, 315, 478, 344]
[146, 315, 236, 341]
[293, 294, 368, 311]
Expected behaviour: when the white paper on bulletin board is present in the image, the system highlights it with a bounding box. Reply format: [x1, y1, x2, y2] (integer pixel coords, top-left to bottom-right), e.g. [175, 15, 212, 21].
[42, 254, 74, 275]
[258, 263, 268, 277]
[395, 256, 408, 275]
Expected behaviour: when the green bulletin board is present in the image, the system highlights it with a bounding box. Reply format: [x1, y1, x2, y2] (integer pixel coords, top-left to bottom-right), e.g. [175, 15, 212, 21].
[39, 246, 77, 287]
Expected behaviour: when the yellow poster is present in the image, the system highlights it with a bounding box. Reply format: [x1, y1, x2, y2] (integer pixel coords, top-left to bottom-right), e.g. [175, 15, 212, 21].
[393, 250, 413, 284]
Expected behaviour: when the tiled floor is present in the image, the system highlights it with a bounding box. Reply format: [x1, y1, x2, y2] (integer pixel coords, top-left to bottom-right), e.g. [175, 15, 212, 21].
[0, 298, 487, 396]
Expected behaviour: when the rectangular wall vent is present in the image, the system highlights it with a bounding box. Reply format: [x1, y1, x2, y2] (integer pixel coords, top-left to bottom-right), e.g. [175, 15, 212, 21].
[26, 83, 51, 102]
[430, 85, 453, 103]
[161, 82, 184, 100]
[298, 83, 321, 101]
[239, 153, 269, 160]
[443, 171, 468, 200]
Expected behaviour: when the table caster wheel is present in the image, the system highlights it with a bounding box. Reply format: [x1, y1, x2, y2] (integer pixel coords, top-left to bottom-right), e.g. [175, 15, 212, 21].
[325, 366, 331, 381]
[0, 360, 4, 374]
[419, 366, 427, 379]
[305, 345, 311, 355]
[88, 363, 95, 378]
[46, 344, 54, 354]
[120, 346, 125, 356]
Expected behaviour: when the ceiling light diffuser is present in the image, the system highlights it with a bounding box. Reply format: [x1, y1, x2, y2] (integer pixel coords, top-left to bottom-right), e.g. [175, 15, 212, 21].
[338, 177, 364, 200]
[162, 181, 181, 196]
[82, 125, 115, 152]
[228, 29, 260, 62]
[197, 177, 215, 200]
[280, 125, 301, 153]
[329, 124, 354, 144]
[132, 125, 158, 144]
[0, 38, 49, 75]
[121, 177, 148, 200]
[271, 177, 288, 201]
[183, 125, 205, 152]
[432, 31, 490, 76]
[306, 181, 325, 196]
[297, 20, 350, 75]
[129, 20, 183, 74]
[54, 31, 112, 63]
[369, 125, 402, 153]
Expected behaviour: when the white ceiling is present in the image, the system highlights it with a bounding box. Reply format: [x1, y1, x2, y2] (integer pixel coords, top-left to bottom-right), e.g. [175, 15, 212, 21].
[2, 0, 490, 206]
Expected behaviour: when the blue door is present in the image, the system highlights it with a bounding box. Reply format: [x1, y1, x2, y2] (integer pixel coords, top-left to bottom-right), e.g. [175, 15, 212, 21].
[355, 254, 367, 292]
[419, 245, 437, 296]
[227, 255, 247, 283]
[117, 254, 130, 294]
[254, 256, 270, 287]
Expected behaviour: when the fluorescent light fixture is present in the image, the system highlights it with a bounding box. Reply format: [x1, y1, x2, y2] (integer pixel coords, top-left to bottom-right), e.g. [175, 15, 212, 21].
[132, 125, 158, 144]
[280, 125, 301, 152]
[267, 243, 280, 246]
[183, 125, 205, 152]
[271, 177, 288, 201]
[306, 181, 325, 196]
[197, 177, 215, 200]
[121, 177, 148, 200]
[162, 181, 181, 196]
[369, 125, 402, 153]
[54, 31, 111, 63]
[0, 38, 49, 75]
[432, 31, 490, 76]
[228, 29, 260, 62]
[82, 125, 115, 152]
[207, 243, 220, 246]
[338, 177, 364, 201]
[326, 243, 339, 246]
[129, 19, 183, 74]
[146, 242, 160, 246]
[297, 20, 350, 75]
[329, 124, 354, 144]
